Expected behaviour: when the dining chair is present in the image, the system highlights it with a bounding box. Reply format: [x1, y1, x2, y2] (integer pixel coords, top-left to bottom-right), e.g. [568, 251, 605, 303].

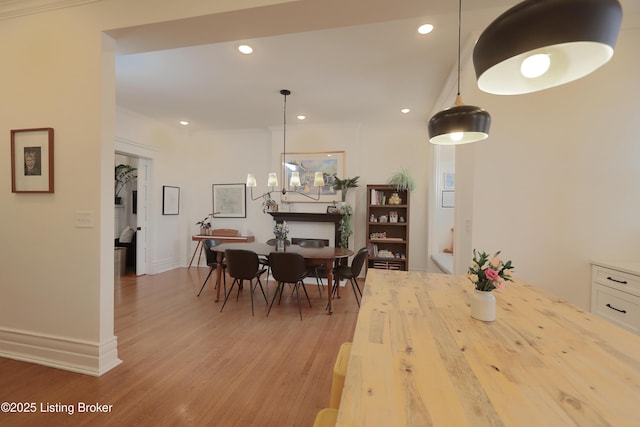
[220, 249, 268, 316]
[267, 252, 312, 320]
[260, 238, 291, 283]
[295, 238, 328, 297]
[330, 247, 368, 308]
[196, 239, 226, 297]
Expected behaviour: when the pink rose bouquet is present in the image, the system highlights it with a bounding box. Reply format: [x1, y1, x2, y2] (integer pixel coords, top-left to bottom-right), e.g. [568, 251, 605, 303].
[467, 249, 514, 291]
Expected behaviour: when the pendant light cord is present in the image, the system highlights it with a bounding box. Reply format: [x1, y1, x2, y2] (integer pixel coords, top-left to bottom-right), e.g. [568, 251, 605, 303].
[457, 0, 461, 97]
[282, 91, 287, 191]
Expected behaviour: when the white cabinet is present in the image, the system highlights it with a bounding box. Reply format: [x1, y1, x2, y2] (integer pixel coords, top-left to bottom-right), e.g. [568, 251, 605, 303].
[591, 261, 640, 335]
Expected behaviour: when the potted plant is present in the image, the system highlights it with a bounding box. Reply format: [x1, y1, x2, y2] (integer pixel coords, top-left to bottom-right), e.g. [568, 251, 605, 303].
[387, 168, 415, 192]
[196, 215, 212, 235]
[262, 194, 278, 213]
[332, 175, 360, 202]
[337, 203, 353, 248]
[115, 164, 137, 204]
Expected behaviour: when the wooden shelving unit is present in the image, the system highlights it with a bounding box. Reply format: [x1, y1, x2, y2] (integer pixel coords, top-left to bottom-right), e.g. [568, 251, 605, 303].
[366, 184, 410, 271]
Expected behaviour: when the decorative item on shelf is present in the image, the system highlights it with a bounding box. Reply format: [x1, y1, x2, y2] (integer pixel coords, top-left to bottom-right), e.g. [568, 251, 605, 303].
[387, 168, 416, 192]
[428, 0, 491, 145]
[332, 175, 360, 202]
[388, 193, 402, 205]
[466, 249, 514, 322]
[262, 194, 278, 213]
[273, 221, 289, 251]
[389, 211, 398, 223]
[246, 89, 325, 202]
[473, 0, 622, 95]
[379, 215, 388, 223]
[196, 215, 212, 235]
[115, 164, 137, 205]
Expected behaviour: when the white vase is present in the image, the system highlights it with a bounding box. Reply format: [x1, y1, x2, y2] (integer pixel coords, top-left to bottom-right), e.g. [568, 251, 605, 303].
[471, 289, 496, 322]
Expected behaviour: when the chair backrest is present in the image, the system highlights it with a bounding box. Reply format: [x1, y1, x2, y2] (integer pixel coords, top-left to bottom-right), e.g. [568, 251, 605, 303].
[212, 228, 239, 237]
[225, 249, 260, 280]
[269, 252, 307, 283]
[202, 239, 220, 267]
[350, 247, 369, 277]
[266, 238, 291, 246]
[294, 238, 328, 248]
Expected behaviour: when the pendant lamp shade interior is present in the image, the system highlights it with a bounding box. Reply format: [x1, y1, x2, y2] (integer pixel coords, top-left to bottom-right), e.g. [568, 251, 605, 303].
[428, 96, 491, 145]
[428, 0, 491, 145]
[473, 0, 622, 95]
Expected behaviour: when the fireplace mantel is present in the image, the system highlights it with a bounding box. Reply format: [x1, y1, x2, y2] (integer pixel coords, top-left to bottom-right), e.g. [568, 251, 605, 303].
[269, 212, 343, 245]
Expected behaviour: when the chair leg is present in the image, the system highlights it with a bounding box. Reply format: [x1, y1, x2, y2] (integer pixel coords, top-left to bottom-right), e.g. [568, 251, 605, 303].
[350, 278, 361, 307]
[220, 278, 238, 312]
[294, 281, 303, 320]
[197, 267, 214, 297]
[267, 281, 285, 316]
[314, 267, 323, 297]
[256, 277, 268, 303]
[250, 279, 255, 316]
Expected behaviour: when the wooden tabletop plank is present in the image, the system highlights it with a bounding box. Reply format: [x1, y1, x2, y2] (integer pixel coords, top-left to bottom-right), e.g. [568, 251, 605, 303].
[336, 270, 640, 427]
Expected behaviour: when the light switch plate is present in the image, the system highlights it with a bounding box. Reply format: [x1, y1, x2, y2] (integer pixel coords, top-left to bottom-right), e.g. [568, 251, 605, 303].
[75, 211, 94, 228]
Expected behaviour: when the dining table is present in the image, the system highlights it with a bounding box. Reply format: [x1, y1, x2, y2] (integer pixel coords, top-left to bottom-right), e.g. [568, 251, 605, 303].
[336, 269, 640, 426]
[211, 242, 353, 314]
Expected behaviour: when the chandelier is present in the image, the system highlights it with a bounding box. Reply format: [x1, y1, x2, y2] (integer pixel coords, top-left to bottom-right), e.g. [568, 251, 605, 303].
[247, 89, 325, 201]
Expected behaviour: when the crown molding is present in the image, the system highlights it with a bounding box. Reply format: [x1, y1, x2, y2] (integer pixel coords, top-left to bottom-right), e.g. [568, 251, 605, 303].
[0, 0, 103, 21]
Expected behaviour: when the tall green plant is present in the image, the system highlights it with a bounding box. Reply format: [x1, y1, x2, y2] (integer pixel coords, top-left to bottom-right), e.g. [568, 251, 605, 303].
[115, 164, 137, 197]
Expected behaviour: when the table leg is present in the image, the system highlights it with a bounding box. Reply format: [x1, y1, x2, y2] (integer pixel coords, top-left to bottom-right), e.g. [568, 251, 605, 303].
[188, 241, 201, 269]
[215, 251, 224, 302]
[326, 259, 334, 315]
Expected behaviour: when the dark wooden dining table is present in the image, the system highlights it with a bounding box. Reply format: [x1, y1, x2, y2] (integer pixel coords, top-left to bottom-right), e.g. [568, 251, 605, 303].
[211, 242, 353, 314]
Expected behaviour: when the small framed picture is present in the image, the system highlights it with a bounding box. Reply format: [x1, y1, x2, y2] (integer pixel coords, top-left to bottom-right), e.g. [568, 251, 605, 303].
[443, 172, 455, 190]
[11, 128, 54, 193]
[442, 190, 455, 208]
[162, 186, 180, 215]
[326, 205, 339, 214]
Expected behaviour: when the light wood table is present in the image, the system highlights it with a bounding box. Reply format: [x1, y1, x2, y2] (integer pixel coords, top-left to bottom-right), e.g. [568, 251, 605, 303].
[211, 242, 352, 313]
[337, 270, 640, 427]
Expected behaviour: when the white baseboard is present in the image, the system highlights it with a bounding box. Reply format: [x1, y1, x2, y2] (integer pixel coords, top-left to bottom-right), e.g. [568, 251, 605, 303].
[0, 327, 122, 377]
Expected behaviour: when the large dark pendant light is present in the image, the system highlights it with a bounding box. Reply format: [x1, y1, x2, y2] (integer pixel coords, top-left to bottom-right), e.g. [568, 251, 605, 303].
[428, 0, 491, 145]
[473, 0, 622, 95]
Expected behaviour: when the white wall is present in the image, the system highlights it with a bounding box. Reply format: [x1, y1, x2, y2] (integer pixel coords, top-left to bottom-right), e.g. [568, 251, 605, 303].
[456, 23, 640, 309]
[0, 0, 285, 376]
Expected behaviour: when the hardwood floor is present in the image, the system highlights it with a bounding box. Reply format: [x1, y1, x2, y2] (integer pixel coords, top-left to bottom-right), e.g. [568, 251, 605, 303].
[0, 268, 360, 426]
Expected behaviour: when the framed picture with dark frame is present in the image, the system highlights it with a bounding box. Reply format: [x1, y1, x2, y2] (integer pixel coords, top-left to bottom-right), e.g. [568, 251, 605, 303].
[162, 186, 180, 215]
[11, 127, 54, 193]
[212, 183, 246, 218]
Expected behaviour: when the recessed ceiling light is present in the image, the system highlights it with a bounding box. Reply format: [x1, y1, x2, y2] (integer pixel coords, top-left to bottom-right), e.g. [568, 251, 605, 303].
[179, 121, 189, 126]
[401, 108, 411, 114]
[418, 24, 434, 35]
[297, 115, 306, 120]
[238, 44, 253, 54]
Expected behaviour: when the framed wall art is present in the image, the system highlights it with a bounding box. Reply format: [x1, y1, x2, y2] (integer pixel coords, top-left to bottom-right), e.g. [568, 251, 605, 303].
[162, 186, 180, 215]
[282, 151, 344, 203]
[212, 183, 246, 218]
[11, 127, 54, 193]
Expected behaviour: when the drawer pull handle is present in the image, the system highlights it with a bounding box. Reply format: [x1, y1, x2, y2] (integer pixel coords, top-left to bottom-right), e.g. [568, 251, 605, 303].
[606, 276, 628, 285]
[606, 303, 627, 314]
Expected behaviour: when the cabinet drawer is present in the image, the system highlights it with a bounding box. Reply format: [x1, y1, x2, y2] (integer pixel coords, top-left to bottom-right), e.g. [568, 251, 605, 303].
[592, 265, 640, 297]
[591, 284, 640, 334]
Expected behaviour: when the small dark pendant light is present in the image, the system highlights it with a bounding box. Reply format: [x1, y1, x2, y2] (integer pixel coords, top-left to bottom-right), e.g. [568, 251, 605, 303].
[428, 0, 491, 145]
[473, 0, 623, 95]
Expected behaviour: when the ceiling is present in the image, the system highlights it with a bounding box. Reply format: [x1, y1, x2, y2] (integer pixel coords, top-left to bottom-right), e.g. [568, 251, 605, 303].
[109, 0, 637, 132]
